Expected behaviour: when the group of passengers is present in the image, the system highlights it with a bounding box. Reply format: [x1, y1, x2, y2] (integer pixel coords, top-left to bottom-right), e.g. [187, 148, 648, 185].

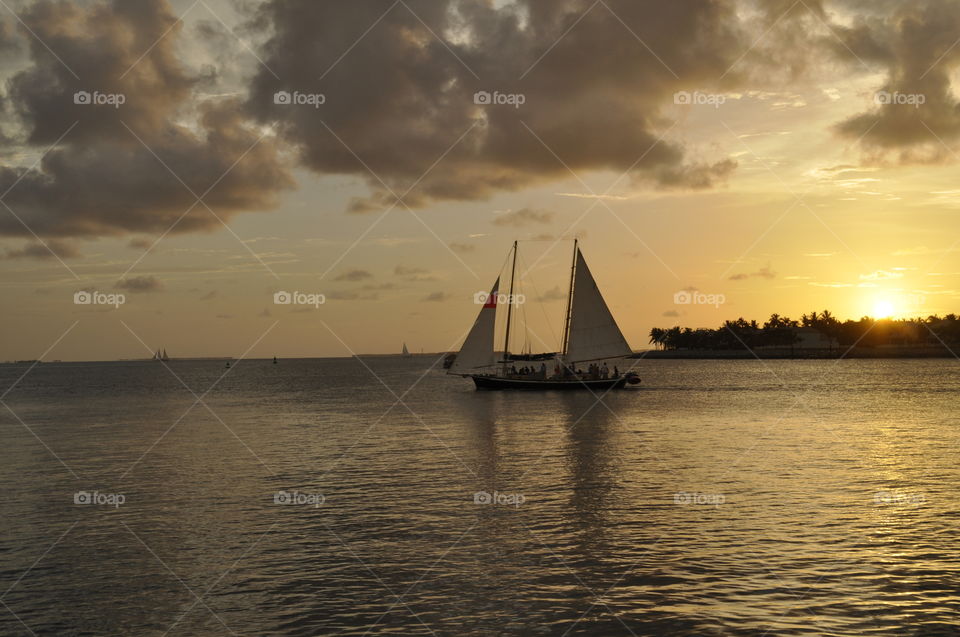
[507, 360, 621, 381]
[509, 363, 549, 379]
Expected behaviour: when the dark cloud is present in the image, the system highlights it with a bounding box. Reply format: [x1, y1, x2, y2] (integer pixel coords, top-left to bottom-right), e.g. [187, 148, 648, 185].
[394, 265, 436, 282]
[0, 0, 293, 239]
[730, 264, 776, 281]
[334, 269, 373, 282]
[537, 285, 566, 302]
[422, 291, 449, 302]
[5, 239, 79, 259]
[492, 207, 554, 227]
[449, 242, 475, 253]
[244, 0, 748, 212]
[128, 237, 152, 249]
[834, 0, 960, 160]
[5, 0, 947, 241]
[116, 275, 163, 292]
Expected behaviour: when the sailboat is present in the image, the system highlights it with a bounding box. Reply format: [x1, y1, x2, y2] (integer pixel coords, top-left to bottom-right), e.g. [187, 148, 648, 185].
[449, 240, 640, 390]
[161, 349, 170, 362]
[401, 342, 411, 358]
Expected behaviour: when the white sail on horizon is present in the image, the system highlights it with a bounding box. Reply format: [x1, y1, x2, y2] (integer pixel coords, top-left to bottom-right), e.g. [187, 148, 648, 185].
[450, 277, 500, 374]
[563, 250, 632, 363]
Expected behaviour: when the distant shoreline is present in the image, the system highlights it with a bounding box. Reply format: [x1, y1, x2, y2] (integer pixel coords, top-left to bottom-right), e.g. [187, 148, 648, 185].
[633, 346, 958, 359]
[5, 348, 957, 365]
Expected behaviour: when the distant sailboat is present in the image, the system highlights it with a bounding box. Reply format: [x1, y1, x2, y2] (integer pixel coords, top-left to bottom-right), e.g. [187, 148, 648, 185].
[401, 342, 411, 358]
[449, 240, 640, 390]
[161, 349, 169, 362]
[273, 356, 278, 364]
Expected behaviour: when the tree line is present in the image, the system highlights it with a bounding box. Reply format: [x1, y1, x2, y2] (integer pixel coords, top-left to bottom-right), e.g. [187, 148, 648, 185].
[648, 312, 960, 351]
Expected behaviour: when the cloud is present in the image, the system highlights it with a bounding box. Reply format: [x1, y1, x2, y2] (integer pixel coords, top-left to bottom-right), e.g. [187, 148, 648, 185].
[128, 237, 152, 250]
[5, 239, 79, 259]
[729, 264, 776, 281]
[449, 242, 475, 253]
[334, 269, 373, 282]
[422, 291, 449, 302]
[833, 1, 960, 162]
[0, 0, 293, 240]
[860, 270, 903, 281]
[537, 286, 566, 302]
[200, 290, 217, 300]
[244, 0, 749, 213]
[491, 207, 554, 227]
[115, 275, 163, 292]
[395, 265, 427, 276]
[662, 309, 680, 317]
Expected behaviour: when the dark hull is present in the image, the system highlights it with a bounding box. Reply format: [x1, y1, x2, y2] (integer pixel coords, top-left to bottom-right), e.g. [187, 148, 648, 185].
[471, 375, 629, 390]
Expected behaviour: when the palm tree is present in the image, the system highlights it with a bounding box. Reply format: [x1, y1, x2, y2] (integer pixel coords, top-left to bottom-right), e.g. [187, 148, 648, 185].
[648, 327, 666, 350]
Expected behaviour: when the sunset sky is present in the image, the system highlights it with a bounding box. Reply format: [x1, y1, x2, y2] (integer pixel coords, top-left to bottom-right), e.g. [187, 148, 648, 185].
[1, 0, 959, 360]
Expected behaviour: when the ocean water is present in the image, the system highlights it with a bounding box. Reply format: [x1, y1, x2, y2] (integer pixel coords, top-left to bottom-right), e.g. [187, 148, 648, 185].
[0, 357, 957, 636]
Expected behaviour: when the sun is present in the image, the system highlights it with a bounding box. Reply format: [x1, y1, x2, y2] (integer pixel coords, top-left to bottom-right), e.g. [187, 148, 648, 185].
[873, 299, 896, 318]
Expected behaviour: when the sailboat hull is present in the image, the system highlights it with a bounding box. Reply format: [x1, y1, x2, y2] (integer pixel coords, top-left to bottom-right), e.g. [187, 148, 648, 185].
[470, 375, 629, 391]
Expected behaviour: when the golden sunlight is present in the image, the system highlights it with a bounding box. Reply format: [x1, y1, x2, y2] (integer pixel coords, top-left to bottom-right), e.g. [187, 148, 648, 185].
[872, 298, 896, 319]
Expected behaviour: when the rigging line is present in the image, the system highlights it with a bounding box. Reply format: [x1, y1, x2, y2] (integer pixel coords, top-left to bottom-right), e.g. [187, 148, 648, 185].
[517, 250, 561, 353]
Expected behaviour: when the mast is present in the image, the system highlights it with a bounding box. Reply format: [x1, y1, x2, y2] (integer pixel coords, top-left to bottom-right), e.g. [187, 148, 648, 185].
[502, 240, 519, 372]
[561, 239, 578, 356]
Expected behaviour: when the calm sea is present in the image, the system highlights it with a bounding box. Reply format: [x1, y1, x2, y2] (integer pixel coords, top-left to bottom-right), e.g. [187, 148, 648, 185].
[0, 357, 957, 636]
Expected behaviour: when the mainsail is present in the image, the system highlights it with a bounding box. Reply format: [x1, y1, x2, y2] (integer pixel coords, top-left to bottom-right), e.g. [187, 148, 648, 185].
[450, 277, 499, 374]
[563, 250, 632, 363]
[402, 342, 410, 356]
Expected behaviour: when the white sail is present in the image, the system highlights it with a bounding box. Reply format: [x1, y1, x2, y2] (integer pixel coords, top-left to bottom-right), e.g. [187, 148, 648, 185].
[450, 277, 500, 374]
[564, 250, 632, 363]
[402, 342, 409, 356]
